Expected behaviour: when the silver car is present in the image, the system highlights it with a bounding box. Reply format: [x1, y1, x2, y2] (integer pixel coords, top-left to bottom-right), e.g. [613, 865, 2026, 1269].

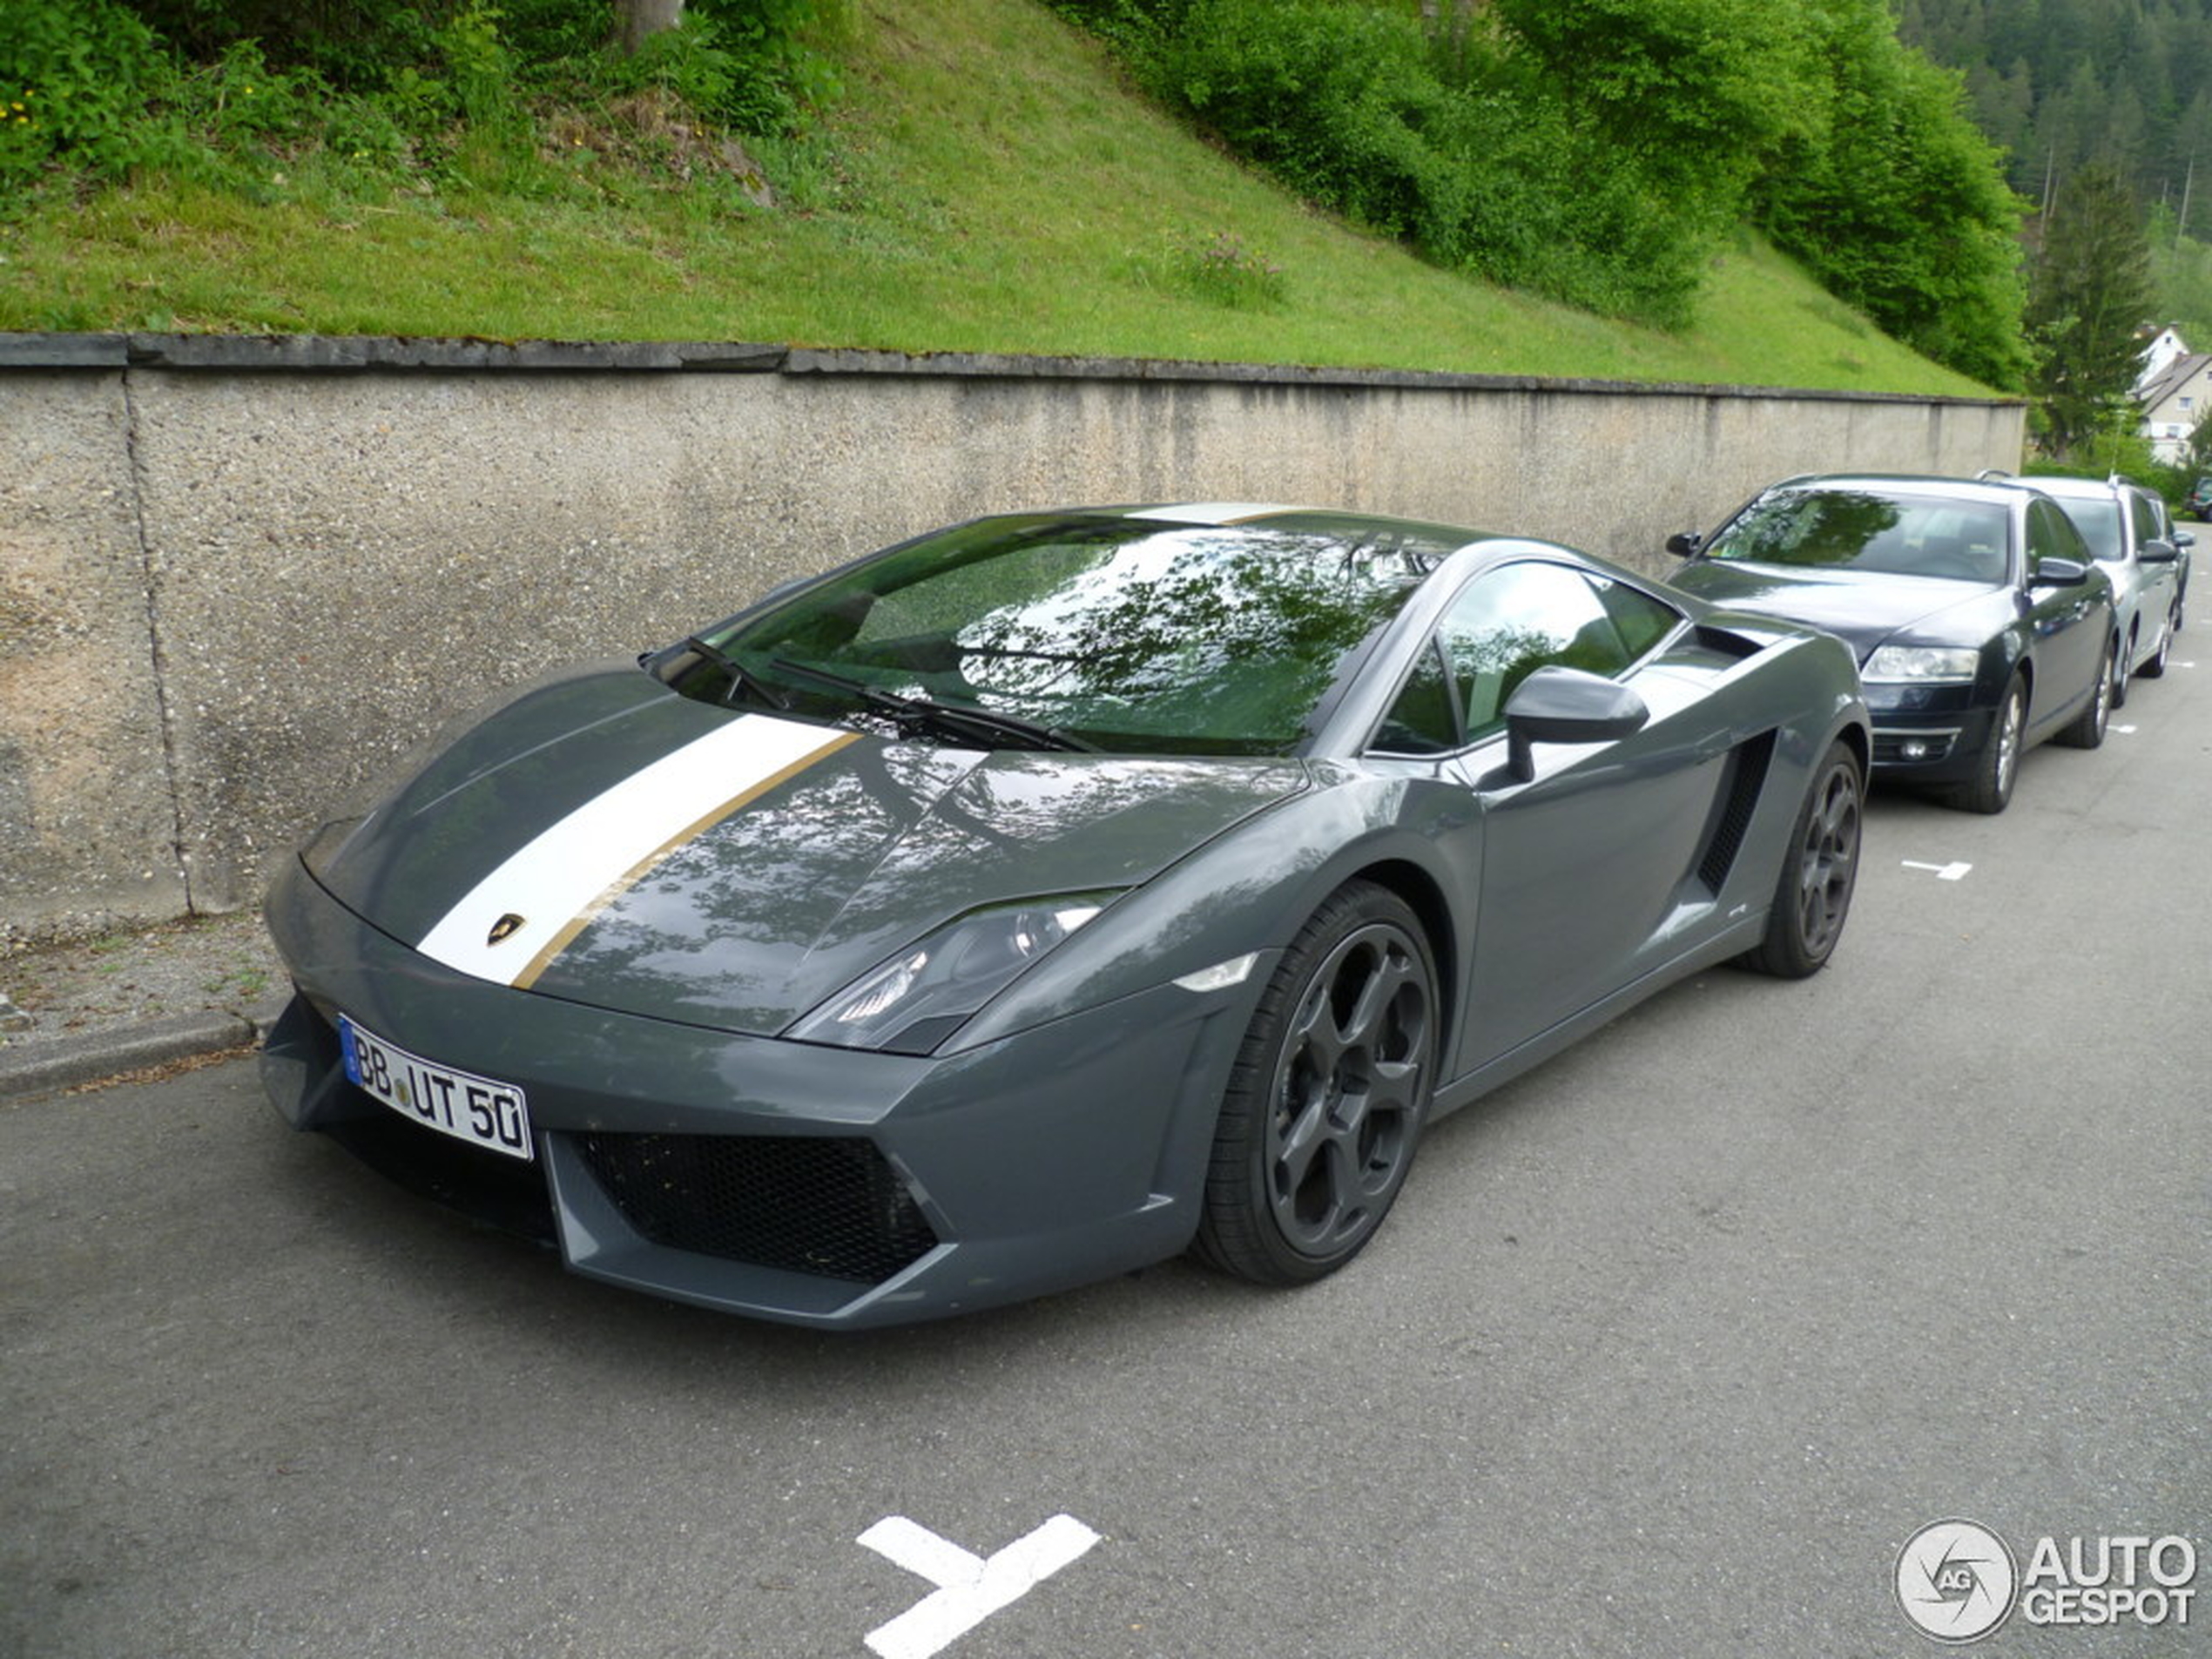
[2032, 475, 2188, 701]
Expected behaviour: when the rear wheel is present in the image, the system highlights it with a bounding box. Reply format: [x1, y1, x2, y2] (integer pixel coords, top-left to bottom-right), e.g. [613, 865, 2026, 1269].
[1950, 675, 2025, 814]
[1192, 881, 1438, 1286]
[2138, 604, 2175, 678]
[1740, 739, 1862, 978]
[2055, 637, 2115, 749]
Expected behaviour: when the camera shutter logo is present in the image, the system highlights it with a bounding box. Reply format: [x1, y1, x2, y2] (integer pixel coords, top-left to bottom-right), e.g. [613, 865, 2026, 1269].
[1897, 1519, 2020, 1643]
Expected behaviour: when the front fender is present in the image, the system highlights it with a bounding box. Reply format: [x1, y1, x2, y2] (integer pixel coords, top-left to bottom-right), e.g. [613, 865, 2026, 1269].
[951, 771, 1471, 1052]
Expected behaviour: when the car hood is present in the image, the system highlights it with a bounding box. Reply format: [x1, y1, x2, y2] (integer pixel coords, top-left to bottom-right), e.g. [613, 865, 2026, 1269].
[309, 667, 1306, 1035]
[1672, 561, 2000, 659]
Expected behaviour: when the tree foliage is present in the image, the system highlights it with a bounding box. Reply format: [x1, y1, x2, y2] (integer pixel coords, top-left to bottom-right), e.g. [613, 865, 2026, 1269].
[1900, 0, 2212, 229]
[1050, 0, 2027, 381]
[1756, 0, 2028, 388]
[2027, 164, 2156, 457]
[0, 0, 842, 196]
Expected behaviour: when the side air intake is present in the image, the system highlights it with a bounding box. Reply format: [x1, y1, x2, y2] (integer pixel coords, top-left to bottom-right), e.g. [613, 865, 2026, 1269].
[1697, 730, 1777, 893]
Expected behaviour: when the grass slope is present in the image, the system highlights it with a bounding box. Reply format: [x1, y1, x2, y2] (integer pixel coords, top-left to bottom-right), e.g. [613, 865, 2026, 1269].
[0, 0, 1997, 396]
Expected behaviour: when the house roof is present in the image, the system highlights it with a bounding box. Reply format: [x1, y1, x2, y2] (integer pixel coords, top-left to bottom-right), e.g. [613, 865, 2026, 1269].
[2136, 351, 2212, 415]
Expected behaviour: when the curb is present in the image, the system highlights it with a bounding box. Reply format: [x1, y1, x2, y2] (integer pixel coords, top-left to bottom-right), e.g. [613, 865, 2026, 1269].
[0, 1001, 285, 1101]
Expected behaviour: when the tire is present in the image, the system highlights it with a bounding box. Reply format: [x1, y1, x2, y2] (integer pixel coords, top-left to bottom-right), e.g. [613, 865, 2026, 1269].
[2054, 637, 2115, 749]
[1739, 739, 1862, 978]
[1950, 675, 2025, 814]
[1192, 881, 1438, 1286]
[2113, 625, 2135, 709]
[2138, 604, 2175, 678]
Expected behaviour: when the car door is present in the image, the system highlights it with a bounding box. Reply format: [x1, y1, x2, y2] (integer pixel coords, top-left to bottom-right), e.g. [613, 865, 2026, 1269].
[2022, 496, 2107, 734]
[2128, 489, 2181, 635]
[1410, 561, 1738, 1065]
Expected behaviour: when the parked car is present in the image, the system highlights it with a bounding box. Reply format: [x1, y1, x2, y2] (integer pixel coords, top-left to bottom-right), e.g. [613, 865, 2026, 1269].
[2028, 474, 2185, 698]
[262, 504, 1869, 1326]
[1668, 474, 2116, 814]
[2184, 475, 2212, 520]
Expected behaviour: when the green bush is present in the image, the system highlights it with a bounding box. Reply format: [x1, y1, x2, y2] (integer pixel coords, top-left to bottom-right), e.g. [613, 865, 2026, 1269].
[1053, 0, 2028, 370]
[3, 0, 846, 202]
[1, 0, 195, 185]
[1755, 1, 2027, 388]
[1141, 0, 1707, 325]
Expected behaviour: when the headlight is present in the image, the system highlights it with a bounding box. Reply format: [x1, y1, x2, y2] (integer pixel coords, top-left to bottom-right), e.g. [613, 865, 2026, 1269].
[1862, 644, 1980, 683]
[786, 892, 1120, 1055]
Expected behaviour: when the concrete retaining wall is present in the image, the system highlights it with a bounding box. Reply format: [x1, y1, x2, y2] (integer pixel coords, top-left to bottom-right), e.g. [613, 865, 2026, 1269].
[0, 334, 2025, 939]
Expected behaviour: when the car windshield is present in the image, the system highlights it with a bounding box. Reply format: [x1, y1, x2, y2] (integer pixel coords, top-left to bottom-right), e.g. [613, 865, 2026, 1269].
[2047, 496, 2123, 561]
[682, 515, 1451, 756]
[1705, 489, 2008, 583]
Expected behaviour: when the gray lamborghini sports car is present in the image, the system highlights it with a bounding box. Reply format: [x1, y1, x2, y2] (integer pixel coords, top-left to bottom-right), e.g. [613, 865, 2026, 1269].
[262, 504, 1870, 1327]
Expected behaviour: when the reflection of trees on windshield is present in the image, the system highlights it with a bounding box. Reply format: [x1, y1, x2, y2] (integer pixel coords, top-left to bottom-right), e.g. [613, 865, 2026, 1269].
[1712, 492, 1904, 569]
[728, 522, 1434, 755]
[1712, 491, 2008, 582]
[953, 530, 1421, 739]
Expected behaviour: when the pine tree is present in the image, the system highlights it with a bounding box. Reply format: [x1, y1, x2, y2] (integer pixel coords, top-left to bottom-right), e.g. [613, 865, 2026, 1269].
[2027, 165, 2155, 456]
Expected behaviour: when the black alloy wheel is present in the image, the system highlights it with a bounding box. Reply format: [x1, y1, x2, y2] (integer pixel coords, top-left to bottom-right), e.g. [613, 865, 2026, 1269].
[1193, 881, 1438, 1285]
[1741, 739, 1863, 978]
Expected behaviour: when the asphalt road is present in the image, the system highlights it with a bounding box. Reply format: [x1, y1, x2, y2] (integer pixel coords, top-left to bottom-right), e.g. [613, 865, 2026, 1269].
[5, 647, 2208, 1659]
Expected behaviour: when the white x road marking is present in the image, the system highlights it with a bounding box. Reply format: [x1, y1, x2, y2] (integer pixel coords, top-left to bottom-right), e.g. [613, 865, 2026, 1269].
[858, 1514, 1100, 1659]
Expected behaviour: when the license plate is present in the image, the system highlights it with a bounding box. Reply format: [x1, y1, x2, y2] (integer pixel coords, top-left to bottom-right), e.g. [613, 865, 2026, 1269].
[338, 1015, 533, 1162]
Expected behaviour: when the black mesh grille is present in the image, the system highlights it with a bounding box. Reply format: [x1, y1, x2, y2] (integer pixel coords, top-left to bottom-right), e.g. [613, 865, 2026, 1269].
[573, 1132, 938, 1284]
[1697, 729, 1777, 893]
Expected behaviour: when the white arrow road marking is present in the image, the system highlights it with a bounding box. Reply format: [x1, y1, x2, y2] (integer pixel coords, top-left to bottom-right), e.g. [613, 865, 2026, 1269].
[858, 1514, 1100, 1659]
[1901, 860, 1973, 880]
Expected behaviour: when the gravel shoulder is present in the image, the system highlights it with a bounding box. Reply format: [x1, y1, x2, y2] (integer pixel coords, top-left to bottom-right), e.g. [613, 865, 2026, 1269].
[0, 909, 288, 1096]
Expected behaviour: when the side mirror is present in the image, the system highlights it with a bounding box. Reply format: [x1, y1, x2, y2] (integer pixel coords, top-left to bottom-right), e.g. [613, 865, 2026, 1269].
[1666, 531, 1703, 558]
[2173, 528, 2195, 548]
[2031, 556, 2089, 588]
[1502, 666, 1649, 782]
[2140, 541, 2180, 565]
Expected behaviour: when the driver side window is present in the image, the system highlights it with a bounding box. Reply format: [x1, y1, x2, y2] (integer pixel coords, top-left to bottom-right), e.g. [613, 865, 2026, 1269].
[1374, 563, 1679, 752]
[1441, 563, 1670, 741]
[2027, 498, 2089, 569]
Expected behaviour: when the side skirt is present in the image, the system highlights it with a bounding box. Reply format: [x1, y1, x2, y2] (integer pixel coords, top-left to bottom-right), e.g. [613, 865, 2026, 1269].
[1426, 914, 1768, 1122]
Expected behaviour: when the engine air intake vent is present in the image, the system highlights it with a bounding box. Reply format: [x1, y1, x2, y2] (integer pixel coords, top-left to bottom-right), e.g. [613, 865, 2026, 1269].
[1697, 729, 1777, 893]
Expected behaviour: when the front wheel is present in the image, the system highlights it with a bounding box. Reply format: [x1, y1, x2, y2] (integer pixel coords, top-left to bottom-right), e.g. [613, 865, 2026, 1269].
[1949, 675, 2025, 814]
[1192, 881, 1438, 1286]
[2055, 637, 2115, 749]
[1739, 739, 1862, 978]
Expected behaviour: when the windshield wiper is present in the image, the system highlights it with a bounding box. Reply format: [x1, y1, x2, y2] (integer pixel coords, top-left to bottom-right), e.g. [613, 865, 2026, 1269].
[684, 636, 790, 711]
[767, 658, 1095, 752]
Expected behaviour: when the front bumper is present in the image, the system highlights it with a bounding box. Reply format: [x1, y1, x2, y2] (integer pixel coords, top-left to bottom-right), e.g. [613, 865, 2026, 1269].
[261, 858, 1267, 1327]
[1865, 686, 1998, 785]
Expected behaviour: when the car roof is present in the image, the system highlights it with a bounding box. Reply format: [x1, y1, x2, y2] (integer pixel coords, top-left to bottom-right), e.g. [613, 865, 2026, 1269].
[1761, 472, 2039, 509]
[2020, 474, 2148, 502]
[1103, 501, 1504, 546]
